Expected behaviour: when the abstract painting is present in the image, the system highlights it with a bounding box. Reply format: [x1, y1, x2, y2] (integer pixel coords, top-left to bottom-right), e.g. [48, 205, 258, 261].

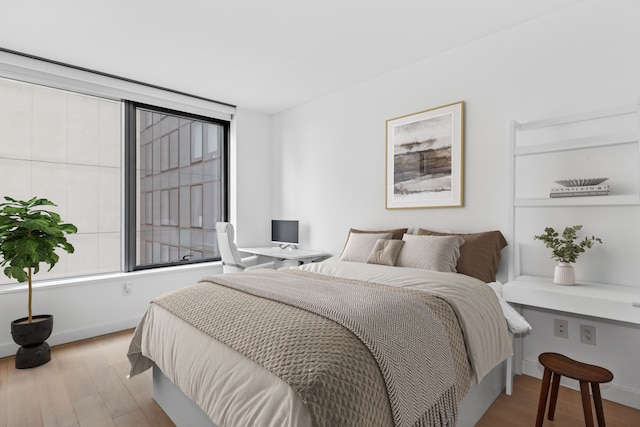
[385, 101, 464, 209]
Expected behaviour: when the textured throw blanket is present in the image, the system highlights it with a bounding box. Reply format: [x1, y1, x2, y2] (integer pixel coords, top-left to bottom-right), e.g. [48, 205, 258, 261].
[298, 260, 513, 384]
[143, 268, 470, 427]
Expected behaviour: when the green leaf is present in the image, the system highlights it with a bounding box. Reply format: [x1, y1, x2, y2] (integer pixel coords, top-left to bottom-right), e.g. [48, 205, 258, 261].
[5, 265, 28, 282]
[534, 225, 602, 263]
[0, 196, 77, 283]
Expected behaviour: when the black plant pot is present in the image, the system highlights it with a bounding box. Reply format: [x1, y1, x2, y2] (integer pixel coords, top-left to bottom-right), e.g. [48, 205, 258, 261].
[11, 314, 53, 369]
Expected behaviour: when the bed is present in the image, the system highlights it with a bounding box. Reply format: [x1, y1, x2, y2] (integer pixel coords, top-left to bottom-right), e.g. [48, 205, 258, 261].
[128, 228, 523, 427]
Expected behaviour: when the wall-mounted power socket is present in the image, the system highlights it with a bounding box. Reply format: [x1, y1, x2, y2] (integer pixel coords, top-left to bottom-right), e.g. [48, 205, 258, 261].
[554, 318, 568, 338]
[580, 324, 596, 345]
[122, 281, 132, 296]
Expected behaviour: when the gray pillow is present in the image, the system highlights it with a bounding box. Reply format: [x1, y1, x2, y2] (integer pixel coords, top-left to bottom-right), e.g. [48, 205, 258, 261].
[395, 234, 464, 272]
[340, 232, 393, 263]
[366, 239, 405, 266]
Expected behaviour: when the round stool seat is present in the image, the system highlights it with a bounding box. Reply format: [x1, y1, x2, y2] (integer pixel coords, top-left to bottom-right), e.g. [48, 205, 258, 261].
[536, 352, 613, 427]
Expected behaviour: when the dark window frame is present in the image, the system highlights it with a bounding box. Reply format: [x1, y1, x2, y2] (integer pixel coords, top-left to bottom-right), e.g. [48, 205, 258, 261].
[124, 101, 229, 272]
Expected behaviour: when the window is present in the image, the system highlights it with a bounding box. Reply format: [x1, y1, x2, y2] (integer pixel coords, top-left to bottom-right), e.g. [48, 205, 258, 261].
[0, 50, 234, 282]
[0, 79, 229, 283]
[0, 77, 121, 284]
[126, 103, 228, 270]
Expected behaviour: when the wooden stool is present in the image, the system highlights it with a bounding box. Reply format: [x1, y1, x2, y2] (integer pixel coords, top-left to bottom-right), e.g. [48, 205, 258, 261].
[536, 352, 613, 427]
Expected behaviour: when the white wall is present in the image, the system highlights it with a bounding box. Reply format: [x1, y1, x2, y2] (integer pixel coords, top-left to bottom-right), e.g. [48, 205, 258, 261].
[272, 0, 640, 408]
[232, 107, 274, 246]
[273, 0, 640, 255]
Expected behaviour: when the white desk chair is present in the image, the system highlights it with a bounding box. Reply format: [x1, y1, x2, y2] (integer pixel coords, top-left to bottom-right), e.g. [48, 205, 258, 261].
[216, 222, 275, 273]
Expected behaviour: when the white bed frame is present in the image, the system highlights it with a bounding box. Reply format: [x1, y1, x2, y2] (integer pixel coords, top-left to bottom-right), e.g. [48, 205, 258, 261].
[153, 364, 216, 426]
[152, 361, 507, 427]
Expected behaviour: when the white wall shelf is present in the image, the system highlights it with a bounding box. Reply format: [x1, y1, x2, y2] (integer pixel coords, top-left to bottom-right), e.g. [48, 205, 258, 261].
[505, 100, 640, 390]
[503, 275, 640, 325]
[507, 100, 640, 282]
[513, 132, 637, 156]
[514, 194, 640, 207]
[516, 104, 637, 131]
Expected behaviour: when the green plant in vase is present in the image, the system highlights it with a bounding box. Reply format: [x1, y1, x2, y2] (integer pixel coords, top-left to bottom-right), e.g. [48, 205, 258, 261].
[0, 196, 77, 368]
[534, 225, 602, 285]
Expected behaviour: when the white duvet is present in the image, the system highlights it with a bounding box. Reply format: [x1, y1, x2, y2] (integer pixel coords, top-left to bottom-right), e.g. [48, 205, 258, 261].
[130, 261, 515, 427]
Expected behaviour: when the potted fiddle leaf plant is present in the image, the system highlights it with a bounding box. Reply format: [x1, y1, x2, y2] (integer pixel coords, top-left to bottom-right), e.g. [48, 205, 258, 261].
[534, 225, 602, 286]
[0, 196, 77, 368]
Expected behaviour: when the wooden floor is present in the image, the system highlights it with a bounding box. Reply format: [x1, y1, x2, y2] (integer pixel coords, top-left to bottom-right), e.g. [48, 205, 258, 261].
[476, 374, 640, 427]
[0, 329, 174, 427]
[0, 329, 638, 427]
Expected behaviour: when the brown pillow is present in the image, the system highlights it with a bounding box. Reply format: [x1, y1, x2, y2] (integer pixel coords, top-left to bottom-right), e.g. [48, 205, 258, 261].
[417, 229, 507, 282]
[367, 239, 405, 266]
[348, 228, 408, 240]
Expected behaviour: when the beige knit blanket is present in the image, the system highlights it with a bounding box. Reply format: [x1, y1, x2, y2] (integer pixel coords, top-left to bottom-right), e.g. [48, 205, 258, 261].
[145, 268, 470, 427]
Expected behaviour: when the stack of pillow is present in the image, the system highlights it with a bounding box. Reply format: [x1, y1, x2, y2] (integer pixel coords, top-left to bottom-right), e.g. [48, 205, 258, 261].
[339, 227, 507, 283]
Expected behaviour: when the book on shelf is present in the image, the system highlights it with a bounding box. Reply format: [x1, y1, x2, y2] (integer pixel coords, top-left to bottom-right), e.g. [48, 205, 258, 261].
[550, 184, 609, 194]
[549, 190, 609, 198]
[549, 184, 609, 198]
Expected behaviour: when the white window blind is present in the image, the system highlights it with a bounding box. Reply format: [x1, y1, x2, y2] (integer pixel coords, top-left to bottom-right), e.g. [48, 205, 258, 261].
[0, 49, 235, 121]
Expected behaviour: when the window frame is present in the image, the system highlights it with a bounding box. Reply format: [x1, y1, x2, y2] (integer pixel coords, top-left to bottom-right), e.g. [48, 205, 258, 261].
[124, 101, 229, 272]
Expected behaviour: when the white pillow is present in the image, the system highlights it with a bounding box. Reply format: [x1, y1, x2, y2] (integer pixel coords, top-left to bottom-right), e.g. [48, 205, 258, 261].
[395, 234, 464, 272]
[487, 281, 532, 334]
[340, 232, 392, 263]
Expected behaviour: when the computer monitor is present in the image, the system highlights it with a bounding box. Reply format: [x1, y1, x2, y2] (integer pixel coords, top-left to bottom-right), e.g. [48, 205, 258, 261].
[271, 220, 299, 248]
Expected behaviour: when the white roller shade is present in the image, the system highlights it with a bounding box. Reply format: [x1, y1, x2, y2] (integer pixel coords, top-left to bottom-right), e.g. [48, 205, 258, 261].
[0, 49, 235, 121]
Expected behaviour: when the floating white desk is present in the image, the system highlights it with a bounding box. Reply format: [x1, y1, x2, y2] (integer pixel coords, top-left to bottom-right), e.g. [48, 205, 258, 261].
[239, 247, 331, 266]
[503, 275, 640, 325]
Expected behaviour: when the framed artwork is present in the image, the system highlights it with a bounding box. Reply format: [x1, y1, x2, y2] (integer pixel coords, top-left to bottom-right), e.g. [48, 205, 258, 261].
[385, 101, 464, 209]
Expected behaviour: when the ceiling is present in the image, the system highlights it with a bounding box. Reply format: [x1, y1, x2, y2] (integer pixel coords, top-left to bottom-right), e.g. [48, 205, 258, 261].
[0, 0, 582, 114]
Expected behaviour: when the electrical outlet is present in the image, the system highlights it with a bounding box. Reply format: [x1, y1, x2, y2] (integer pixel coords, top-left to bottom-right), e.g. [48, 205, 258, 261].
[580, 324, 596, 345]
[122, 281, 132, 296]
[554, 319, 568, 338]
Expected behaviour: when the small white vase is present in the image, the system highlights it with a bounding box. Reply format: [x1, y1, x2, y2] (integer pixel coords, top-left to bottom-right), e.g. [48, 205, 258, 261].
[554, 262, 575, 285]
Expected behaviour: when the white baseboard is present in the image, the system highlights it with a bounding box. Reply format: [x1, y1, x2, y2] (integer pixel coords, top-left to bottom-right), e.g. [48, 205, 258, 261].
[0, 316, 140, 359]
[522, 359, 640, 411]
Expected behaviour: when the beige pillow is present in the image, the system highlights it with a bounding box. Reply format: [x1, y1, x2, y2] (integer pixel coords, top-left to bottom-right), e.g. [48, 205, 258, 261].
[395, 234, 464, 272]
[340, 232, 393, 263]
[417, 229, 508, 282]
[366, 239, 405, 266]
[341, 228, 408, 257]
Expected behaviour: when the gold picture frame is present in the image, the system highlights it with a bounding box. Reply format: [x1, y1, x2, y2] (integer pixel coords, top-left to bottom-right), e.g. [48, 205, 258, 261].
[385, 101, 464, 209]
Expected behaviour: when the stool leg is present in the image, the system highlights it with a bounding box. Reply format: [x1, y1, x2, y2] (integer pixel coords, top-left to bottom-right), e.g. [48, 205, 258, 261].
[591, 383, 606, 427]
[548, 372, 561, 420]
[580, 380, 595, 427]
[536, 368, 553, 427]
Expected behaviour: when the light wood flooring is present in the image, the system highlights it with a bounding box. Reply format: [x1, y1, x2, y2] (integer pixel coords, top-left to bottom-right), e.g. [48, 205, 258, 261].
[476, 372, 640, 427]
[0, 329, 638, 426]
[0, 329, 173, 427]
